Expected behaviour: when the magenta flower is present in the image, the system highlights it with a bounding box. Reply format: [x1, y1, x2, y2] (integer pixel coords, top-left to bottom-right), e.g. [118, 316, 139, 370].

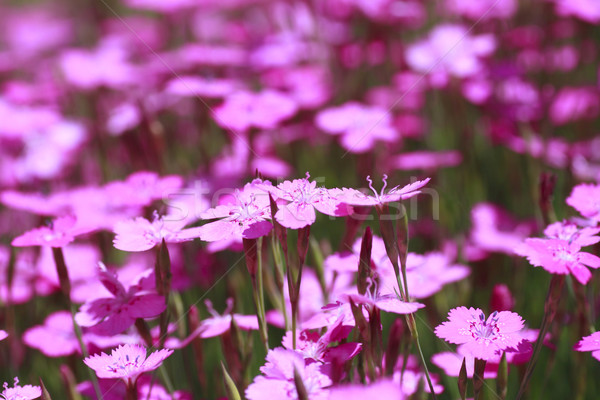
[337, 175, 430, 207]
[246, 348, 331, 400]
[281, 329, 361, 365]
[261, 174, 351, 229]
[337, 292, 424, 315]
[567, 183, 600, 222]
[23, 311, 127, 357]
[84, 344, 173, 383]
[1, 378, 41, 400]
[0, 330, 7, 341]
[517, 238, 600, 284]
[574, 331, 600, 361]
[435, 307, 525, 360]
[315, 102, 399, 153]
[11, 215, 91, 248]
[165, 299, 259, 349]
[113, 212, 204, 252]
[195, 181, 273, 242]
[213, 89, 298, 132]
[405, 24, 496, 87]
[75, 265, 166, 336]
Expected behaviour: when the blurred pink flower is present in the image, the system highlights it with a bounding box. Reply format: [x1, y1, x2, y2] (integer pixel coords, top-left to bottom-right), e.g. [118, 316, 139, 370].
[549, 87, 599, 125]
[469, 203, 536, 257]
[405, 24, 496, 86]
[84, 344, 173, 382]
[391, 150, 462, 171]
[165, 299, 258, 349]
[445, 0, 517, 20]
[315, 102, 399, 153]
[435, 307, 525, 360]
[113, 212, 204, 252]
[11, 215, 91, 248]
[213, 90, 298, 132]
[59, 39, 136, 90]
[549, 0, 600, 23]
[23, 311, 128, 357]
[1, 378, 41, 400]
[0, 330, 7, 341]
[75, 265, 166, 336]
[574, 331, 600, 361]
[246, 348, 331, 400]
[567, 183, 600, 222]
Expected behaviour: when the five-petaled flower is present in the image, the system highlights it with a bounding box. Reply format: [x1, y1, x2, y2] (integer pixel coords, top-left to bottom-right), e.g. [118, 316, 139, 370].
[435, 307, 525, 360]
[83, 344, 173, 384]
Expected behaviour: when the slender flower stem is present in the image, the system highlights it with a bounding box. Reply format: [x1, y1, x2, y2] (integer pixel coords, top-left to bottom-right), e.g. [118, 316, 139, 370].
[377, 204, 437, 398]
[515, 274, 565, 400]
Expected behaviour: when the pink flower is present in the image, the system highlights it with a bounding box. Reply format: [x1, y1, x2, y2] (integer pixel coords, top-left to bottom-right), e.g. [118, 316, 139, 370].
[11, 215, 91, 248]
[337, 175, 430, 207]
[23, 311, 127, 357]
[549, 87, 600, 126]
[0, 330, 7, 341]
[405, 24, 496, 87]
[281, 328, 361, 365]
[84, 344, 173, 383]
[195, 181, 273, 242]
[165, 299, 258, 349]
[59, 39, 135, 90]
[392, 150, 462, 171]
[213, 90, 298, 132]
[113, 212, 204, 252]
[75, 265, 166, 336]
[517, 238, 600, 284]
[574, 331, 600, 361]
[566, 183, 600, 222]
[337, 292, 424, 315]
[246, 348, 331, 400]
[435, 307, 525, 360]
[550, 0, 600, 23]
[1, 378, 41, 400]
[315, 102, 399, 153]
[261, 174, 351, 229]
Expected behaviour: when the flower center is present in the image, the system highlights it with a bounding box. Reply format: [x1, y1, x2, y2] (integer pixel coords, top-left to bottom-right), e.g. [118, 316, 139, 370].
[469, 311, 500, 340]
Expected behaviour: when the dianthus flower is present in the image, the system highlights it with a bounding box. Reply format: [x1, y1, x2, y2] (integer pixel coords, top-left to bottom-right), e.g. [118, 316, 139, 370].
[11, 215, 91, 248]
[245, 348, 331, 400]
[1, 378, 41, 400]
[260, 173, 350, 229]
[195, 180, 272, 242]
[337, 175, 430, 207]
[517, 236, 600, 284]
[84, 344, 173, 384]
[75, 264, 166, 336]
[435, 307, 525, 360]
[113, 211, 204, 252]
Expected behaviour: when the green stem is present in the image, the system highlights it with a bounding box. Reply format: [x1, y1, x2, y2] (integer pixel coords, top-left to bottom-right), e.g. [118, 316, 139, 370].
[516, 274, 565, 400]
